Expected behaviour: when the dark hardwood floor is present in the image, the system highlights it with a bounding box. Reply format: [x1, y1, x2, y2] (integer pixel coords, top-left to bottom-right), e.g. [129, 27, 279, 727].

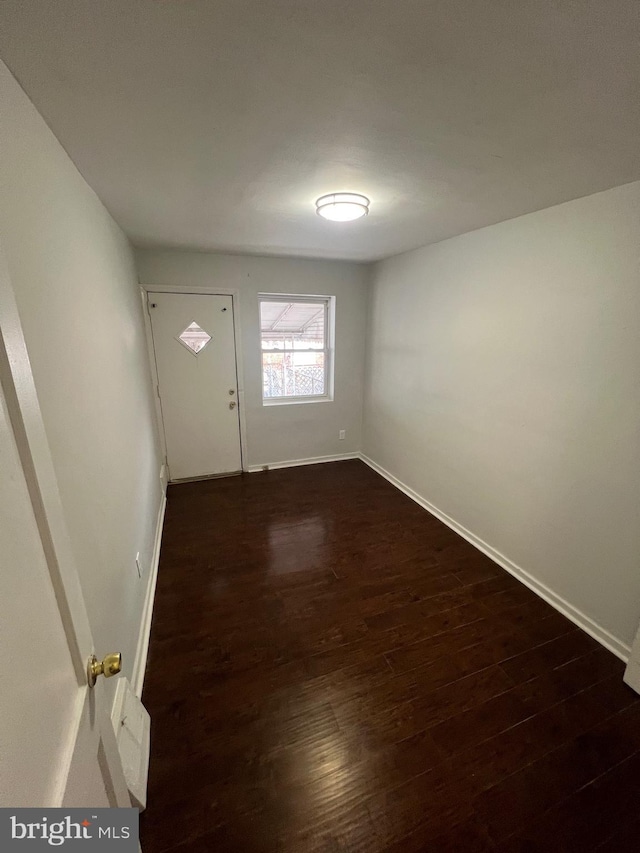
[140, 460, 640, 852]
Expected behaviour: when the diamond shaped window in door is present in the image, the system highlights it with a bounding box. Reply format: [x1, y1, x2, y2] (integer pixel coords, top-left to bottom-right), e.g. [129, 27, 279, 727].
[177, 322, 212, 355]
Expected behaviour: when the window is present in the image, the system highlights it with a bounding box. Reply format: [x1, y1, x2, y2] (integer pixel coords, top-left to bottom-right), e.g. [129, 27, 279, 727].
[177, 321, 212, 355]
[260, 296, 332, 403]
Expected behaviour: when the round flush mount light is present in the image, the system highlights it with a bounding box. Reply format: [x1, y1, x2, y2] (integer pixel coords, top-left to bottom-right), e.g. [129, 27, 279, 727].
[315, 192, 370, 222]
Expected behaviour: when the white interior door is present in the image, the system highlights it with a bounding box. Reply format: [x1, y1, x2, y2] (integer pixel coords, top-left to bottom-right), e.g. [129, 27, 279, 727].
[0, 250, 129, 808]
[149, 292, 242, 480]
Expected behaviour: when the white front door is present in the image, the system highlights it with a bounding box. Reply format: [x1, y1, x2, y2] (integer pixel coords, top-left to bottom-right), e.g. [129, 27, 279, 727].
[148, 292, 242, 481]
[0, 256, 129, 808]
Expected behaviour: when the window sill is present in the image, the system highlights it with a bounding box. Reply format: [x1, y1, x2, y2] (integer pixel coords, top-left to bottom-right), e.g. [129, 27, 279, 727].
[262, 396, 333, 407]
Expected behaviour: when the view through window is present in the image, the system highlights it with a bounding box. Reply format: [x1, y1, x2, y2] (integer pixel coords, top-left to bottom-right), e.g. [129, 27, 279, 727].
[259, 297, 330, 401]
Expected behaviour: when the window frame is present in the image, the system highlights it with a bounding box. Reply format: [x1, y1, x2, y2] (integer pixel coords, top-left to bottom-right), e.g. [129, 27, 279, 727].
[259, 294, 334, 406]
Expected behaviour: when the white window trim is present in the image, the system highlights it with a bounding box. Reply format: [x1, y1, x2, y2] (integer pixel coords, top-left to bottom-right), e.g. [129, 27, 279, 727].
[259, 294, 334, 406]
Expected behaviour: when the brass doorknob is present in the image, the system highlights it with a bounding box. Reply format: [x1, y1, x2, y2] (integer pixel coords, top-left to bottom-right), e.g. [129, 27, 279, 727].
[229, 401, 237, 409]
[87, 652, 122, 688]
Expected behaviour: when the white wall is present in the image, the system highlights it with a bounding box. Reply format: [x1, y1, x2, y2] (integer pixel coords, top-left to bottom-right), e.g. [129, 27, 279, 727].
[0, 61, 163, 692]
[135, 249, 368, 468]
[364, 181, 640, 654]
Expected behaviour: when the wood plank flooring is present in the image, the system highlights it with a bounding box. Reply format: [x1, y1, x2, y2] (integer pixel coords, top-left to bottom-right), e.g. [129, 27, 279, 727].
[140, 460, 640, 852]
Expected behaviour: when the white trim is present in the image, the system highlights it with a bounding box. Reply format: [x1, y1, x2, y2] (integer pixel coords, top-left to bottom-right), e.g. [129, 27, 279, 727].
[262, 395, 331, 407]
[624, 627, 640, 694]
[109, 677, 151, 810]
[259, 293, 334, 407]
[143, 284, 238, 296]
[140, 288, 169, 467]
[359, 453, 631, 663]
[247, 451, 359, 473]
[131, 494, 167, 698]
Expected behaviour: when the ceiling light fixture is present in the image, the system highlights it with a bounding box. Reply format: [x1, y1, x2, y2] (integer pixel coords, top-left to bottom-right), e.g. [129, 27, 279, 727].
[315, 192, 370, 222]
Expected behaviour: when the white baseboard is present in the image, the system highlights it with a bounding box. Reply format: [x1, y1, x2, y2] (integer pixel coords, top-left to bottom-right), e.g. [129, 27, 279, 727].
[624, 655, 640, 693]
[131, 494, 167, 698]
[110, 677, 151, 810]
[624, 628, 640, 694]
[359, 453, 631, 663]
[246, 451, 359, 473]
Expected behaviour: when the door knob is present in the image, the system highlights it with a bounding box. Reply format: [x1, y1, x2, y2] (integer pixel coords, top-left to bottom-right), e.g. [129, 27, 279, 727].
[229, 401, 237, 409]
[87, 652, 122, 688]
[228, 389, 235, 395]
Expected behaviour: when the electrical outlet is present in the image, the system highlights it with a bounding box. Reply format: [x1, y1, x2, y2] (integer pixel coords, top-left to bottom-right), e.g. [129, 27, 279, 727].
[135, 552, 142, 579]
[339, 429, 346, 440]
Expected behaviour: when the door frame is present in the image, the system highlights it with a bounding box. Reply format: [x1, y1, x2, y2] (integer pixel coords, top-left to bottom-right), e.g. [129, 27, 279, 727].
[141, 285, 248, 478]
[0, 242, 129, 806]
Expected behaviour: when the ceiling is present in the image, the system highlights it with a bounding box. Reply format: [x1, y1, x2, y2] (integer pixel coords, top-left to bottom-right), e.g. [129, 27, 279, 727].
[1, 1, 639, 262]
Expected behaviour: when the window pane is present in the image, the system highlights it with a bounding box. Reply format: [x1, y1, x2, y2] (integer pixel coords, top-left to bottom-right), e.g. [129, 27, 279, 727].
[262, 351, 325, 398]
[260, 301, 325, 351]
[177, 321, 212, 355]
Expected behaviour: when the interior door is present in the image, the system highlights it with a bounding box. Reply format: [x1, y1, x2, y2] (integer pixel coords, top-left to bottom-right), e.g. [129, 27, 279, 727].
[148, 292, 242, 480]
[0, 254, 129, 808]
